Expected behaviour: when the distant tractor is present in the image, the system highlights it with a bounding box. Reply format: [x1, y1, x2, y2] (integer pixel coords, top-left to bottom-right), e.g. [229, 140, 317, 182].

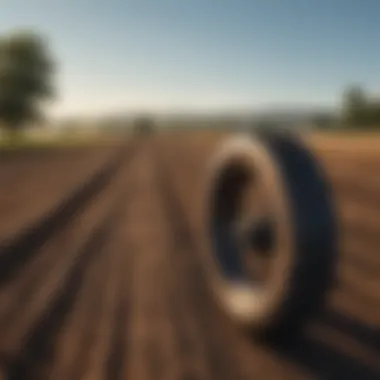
[133, 116, 155, 137]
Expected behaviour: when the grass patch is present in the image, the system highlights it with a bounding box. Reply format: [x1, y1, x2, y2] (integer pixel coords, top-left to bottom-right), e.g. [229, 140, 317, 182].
[0, 129, 124, 151]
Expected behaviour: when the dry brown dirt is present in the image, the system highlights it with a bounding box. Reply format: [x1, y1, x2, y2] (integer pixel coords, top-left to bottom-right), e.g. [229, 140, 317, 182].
[0, 133, 378, 380]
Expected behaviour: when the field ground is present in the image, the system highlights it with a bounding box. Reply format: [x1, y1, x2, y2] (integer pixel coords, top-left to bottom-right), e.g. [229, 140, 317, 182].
[0, 131, 379, 379]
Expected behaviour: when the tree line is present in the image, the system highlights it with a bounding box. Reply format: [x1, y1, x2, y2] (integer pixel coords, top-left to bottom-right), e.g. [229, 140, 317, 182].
[0, 29, 379, 132]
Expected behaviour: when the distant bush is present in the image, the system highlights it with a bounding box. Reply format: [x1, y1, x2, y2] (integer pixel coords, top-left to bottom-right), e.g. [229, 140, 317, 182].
[310, 113, 337, 130]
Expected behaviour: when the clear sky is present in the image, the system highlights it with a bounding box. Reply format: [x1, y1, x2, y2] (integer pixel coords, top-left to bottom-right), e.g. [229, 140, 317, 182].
[1, 0, 380, 117]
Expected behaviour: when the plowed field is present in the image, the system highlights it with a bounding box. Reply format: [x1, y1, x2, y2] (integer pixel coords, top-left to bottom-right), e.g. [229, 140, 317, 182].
[0, 133, 378, 380]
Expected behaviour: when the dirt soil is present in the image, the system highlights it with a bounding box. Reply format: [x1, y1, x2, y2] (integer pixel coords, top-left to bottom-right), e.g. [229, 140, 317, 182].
[0, 146, 119, 242]
[0, 133, 378, 380]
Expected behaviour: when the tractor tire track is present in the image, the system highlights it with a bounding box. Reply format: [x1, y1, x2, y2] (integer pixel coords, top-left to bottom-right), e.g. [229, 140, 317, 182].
[0, 142, 134, 286]
[0, 140, 138, 380]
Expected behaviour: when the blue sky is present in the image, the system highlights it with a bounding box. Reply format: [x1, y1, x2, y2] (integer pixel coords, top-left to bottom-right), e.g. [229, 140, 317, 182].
[1, 0, 380, 117]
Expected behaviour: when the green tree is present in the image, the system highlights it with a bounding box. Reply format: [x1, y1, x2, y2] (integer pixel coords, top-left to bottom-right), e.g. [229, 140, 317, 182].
[367, 101, 380, 127]
[342, 85, 367, 127]
[0, 30, 56, 131]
